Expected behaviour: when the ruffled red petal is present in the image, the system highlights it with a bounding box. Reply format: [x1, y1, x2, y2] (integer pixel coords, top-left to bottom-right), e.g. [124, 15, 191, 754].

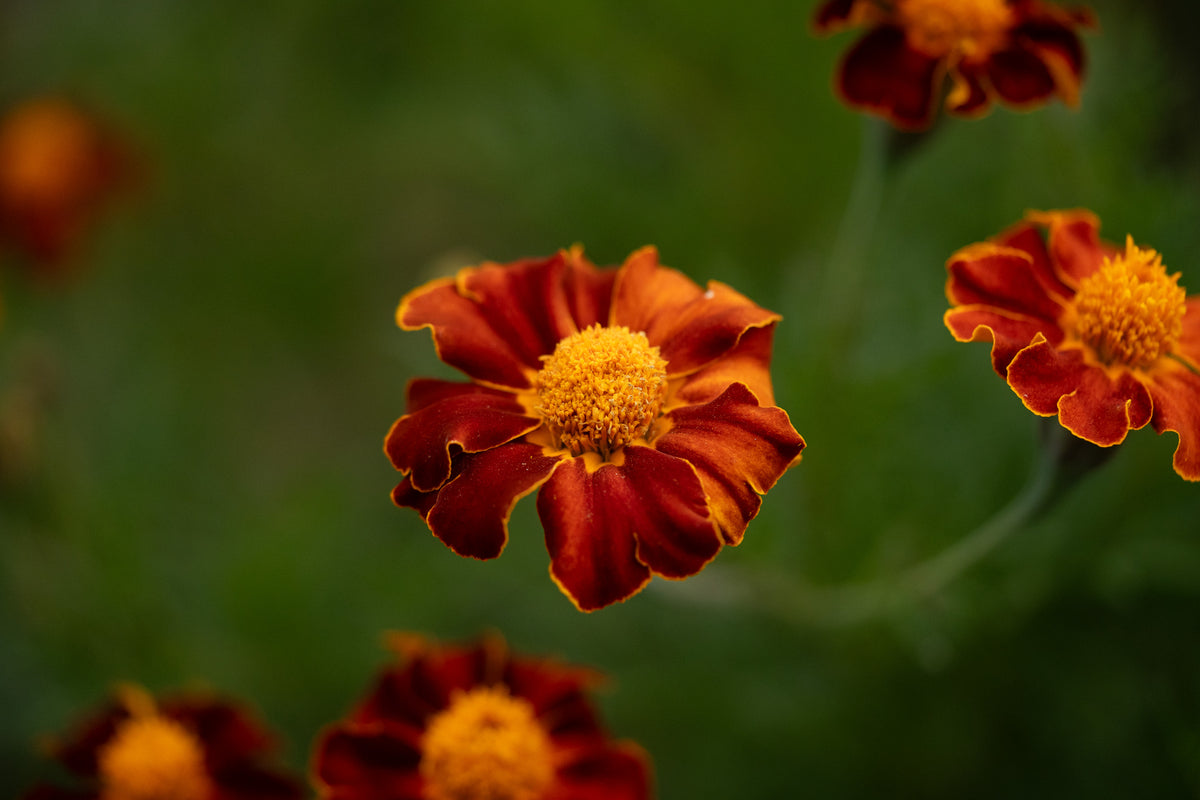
[993, 220, 1075, 302]
[352, 644, 496, 729]
[672, 323, 778, 406]
[547, 743, 652, 800]
[655, 383, 804, 546]
[835, 25, 942, 130]
[986, 46, 1057, 106]
[611, 247, 780, 378]
[1146, 359, 1200, 481]
[1014, 7, 1092, 105]
[1029, 209, 1106, 289]
[397, 443, 561, 560]
[397, 251, 614, 389]
[503, 659, 603, 739]
[385, 379, 539, 492]
[310, 727, 423, 800]
[538, 447, 720, 611]
[1007, 337, 1153, 446]
[944, 305, 1062, 376]
[945, 242, 1068, 322]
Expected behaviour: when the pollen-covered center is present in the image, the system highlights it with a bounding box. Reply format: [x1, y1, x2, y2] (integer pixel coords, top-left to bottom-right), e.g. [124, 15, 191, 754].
[1072, 236, 1186, 369]
[420, 686, 555, 800]
[897, 0, 1013, 57]
[97, 712, 212, 800]
[535, 323, 668, 458]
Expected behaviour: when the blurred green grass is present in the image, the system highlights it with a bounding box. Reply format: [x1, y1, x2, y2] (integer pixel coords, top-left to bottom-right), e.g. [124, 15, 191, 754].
[2, 1, 1199, 797]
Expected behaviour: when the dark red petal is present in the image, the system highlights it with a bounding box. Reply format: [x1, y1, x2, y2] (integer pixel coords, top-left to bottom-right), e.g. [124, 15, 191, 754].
[993, 220, 1075, 301]
[161, 696, 274, 769]
[385, 380, 539, 492]
[836, 25, 943, 131]
[547, 743, 652, 800]
[813, 0, 860, 31]
[946, 243, 1067, 322]
[1007, 338, 1152, 446]
[1032, 209, 1106, 288]
[391, 476, 438, 520]
[561, 245, 617, 329]
[539, 447, 722, 610]
[311, 726, 423, 800]
[611, 247, 780, 377]
[1146, 359, 1200, 481]
[212, 763, 304, 800]
[43, 700, 127, 776]
[1015, 12, 1090, 105]
[655, 383, 804, 546]
[944, 305, 1064, 376]
[945, 62, 990, 117]
[985, 46, 1057, 105]
[673, 323, 778, 406]
[505, 659, 604, 738]
[417, 443, 561, 560]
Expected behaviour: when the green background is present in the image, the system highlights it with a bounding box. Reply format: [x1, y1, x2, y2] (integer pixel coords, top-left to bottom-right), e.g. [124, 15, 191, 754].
[2, 1, 1198, 796]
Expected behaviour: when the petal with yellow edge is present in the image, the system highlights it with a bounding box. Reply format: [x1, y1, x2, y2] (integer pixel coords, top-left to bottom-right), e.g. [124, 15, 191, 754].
[838, 26, 943, 130]
[946, 243, 1067, 321]
[655, 383, 805, 545]
[1145, 361, 1200, 481]
[673, 323, 778, 406]
[944, 305, 1064, 377]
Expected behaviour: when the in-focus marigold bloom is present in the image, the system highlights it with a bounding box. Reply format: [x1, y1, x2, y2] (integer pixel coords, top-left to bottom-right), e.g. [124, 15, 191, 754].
[813, 0, 1095, 130]
[944, 209, 1200, 481]
[20, 684, 304, 800]
[311, 632, 651, 800]
[386, 246, 805, 611]
[0, 97, 134, 273]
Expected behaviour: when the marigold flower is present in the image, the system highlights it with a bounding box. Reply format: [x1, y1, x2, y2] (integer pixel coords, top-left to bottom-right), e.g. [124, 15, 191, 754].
[813, 0, 1095, 130]
[20, 684, 304, 800]
[311, 632, 651, 800]
[0, 97, 134, 273]
[385, 246, 805, 611]
[944, 209, 1200, 481]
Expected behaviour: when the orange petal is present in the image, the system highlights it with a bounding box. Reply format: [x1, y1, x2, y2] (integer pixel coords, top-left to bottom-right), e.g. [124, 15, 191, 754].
[311, 726, 423, 800]
[993, 220, 1074, 302]
[398, 251, 614, 389]
[944, 305, 1063, 376]
[672, 323, 778, 406]
[1007, 337, 1152, 446]
[946, 242, 1068, 322]
[836, 25, 943, 131]
[1025, 209, 1106, 289]
[538, 448, 719, 611]
[1174, 297, 1200, 372]
[385, 379, 540, 492]
[1145, 359, 1200, 481]
[655, 383, 804, 545]
[550, 742, 652, 800]
[397, 443, 560, 560]
[611, 246, 780, 377]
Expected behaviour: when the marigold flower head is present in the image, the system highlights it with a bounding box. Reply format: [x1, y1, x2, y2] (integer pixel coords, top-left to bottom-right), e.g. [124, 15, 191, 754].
[311, 632, 652, 800]
[0, 96, 135, 274]
[20, 684, 304, 800]
[944, 209, 1200, 480]
[385, 245, 805, 611]
[813, 0, 1095, 130]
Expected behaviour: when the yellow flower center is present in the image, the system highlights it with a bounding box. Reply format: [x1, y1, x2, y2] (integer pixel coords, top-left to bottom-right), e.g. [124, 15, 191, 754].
[896, 0, 1013, 57]
[1072, 236, 1186, 369]
[97, 712, 212, 800]
[534, 324, 668, 458]
[0, 100, 96, 206]
[420, 686, 555, 800]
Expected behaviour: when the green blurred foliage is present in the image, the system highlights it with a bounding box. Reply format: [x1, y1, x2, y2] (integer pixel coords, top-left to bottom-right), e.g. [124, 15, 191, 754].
[1, 0, 1198, 797]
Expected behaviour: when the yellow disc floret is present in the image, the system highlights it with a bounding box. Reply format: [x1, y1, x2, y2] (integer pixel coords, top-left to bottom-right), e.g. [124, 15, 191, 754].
[535, 324, 668, 458]
[897, 0, 1013, 57]
[1072, 235, 1186, 369]
[420, 686, 555, 800]
[97, 706, 212, 800]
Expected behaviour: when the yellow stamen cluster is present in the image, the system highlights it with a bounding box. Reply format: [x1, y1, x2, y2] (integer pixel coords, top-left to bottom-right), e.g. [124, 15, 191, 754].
[97, 710, 212, 800]
[420, 686, 555, 800]
[897, 0, 1013, 57]
[1072, 236, 1186, 369]
[535, 324, 668, 458]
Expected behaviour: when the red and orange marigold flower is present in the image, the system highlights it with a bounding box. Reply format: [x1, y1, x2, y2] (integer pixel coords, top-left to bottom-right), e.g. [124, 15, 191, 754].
[311, 632, 651, 800]
[813, 0, 1095, 130]
[385, 245, 805, 611]
[945, 209, 1200, 481]
[20, 684, 304, 800]
[0, 96, 134, 274]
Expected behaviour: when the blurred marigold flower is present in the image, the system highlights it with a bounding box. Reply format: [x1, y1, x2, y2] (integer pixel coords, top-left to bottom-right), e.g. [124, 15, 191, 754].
[813, 0, 1095, 130]
[945, 209, 1200, 481]
[386, 246, 805, 611]
[311, 632, 651, 800]
[20, 684, 304, 800]
[0, 97, 135, 274]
